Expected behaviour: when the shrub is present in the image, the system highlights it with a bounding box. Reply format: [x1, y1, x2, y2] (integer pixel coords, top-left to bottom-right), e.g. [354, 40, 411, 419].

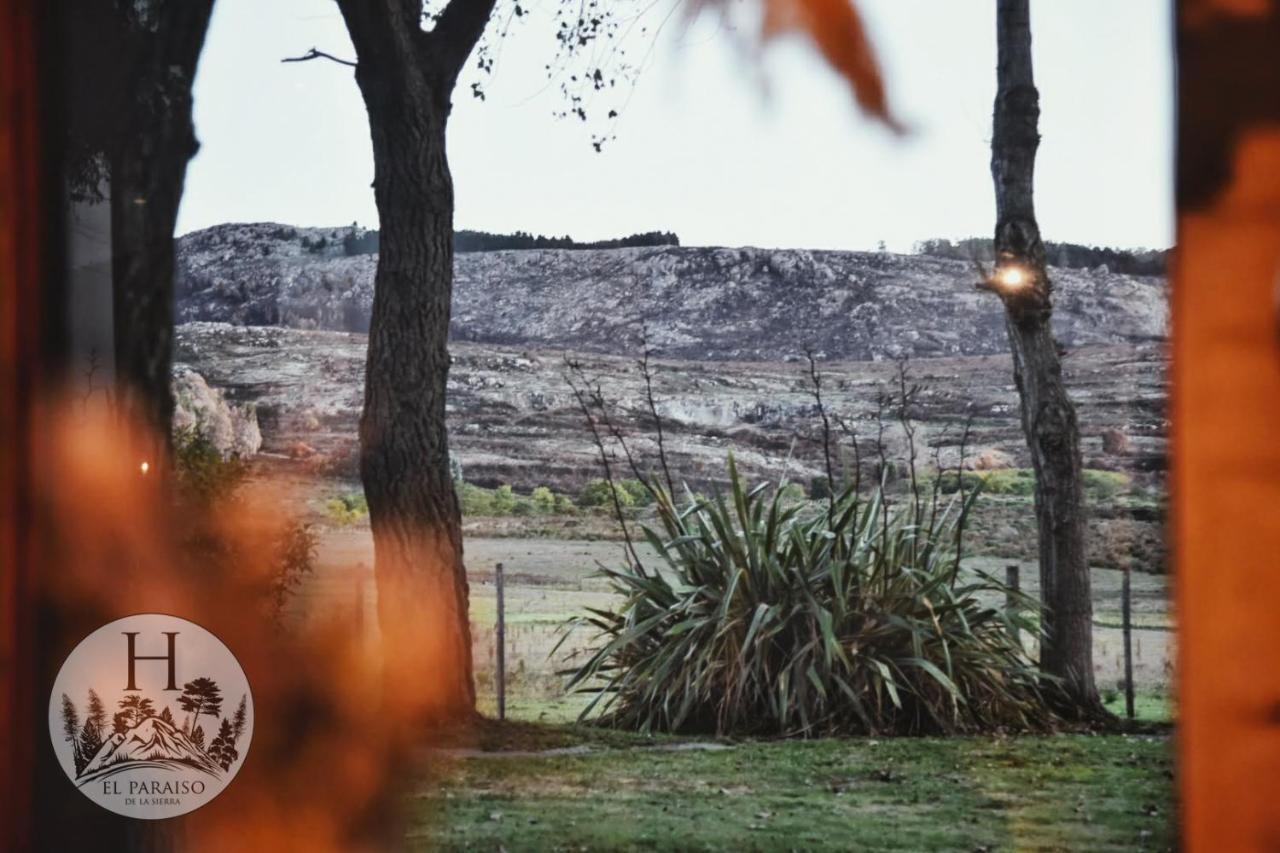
[778, 482, 807, 503]
[174, 427, 247, 506]
[456, 481, 495, 516]
[809, 476, 832, 501]
[325, 492, 368, 526]
[530, 486, 557, 513]
[1083, 469, 1130, 500]
[492, 484, 518, 515]
[936, 467, 1130, 501]
[619, 479, 653, 508]
[564, 455, 1051, 737]
[579, 478, 635, 510]
[269, 521, 317, 623]
[980, 468, 1037, 495]
[553, 494, 577, 515]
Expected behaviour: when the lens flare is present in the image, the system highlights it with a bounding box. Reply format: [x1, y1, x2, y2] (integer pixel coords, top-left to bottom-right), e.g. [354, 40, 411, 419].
[997, 265, 1029, 289]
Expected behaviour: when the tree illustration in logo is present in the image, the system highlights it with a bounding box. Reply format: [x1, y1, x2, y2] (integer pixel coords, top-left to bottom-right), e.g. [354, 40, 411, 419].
[177, 676, 222, 740]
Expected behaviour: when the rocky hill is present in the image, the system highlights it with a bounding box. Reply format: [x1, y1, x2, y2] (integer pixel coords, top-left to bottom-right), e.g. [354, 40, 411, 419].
[176, 223, 1167, 362]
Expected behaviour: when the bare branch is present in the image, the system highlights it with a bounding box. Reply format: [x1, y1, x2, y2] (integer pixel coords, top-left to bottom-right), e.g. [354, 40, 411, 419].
[281, 47, 357, 68]
[638, 325, 676, 497]
[564, 358, 645, 574]
[804, 348, 837, 519]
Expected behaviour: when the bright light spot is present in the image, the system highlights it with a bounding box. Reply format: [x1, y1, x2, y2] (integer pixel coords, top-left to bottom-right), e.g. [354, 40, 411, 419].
[140, 461, 150, 475]
[997, 265, 1028, 289]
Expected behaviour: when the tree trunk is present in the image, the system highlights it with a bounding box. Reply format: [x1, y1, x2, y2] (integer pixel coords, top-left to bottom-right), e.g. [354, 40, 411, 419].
[336, 0, 496, 722]
[110, 0, 214, 468]
[990, 0, 1101, 714]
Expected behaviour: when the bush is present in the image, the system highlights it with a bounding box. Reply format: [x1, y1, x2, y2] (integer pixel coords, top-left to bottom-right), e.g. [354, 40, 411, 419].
[492, 484, 518, 515]
[456, 481, 495, 516]
[981, 469, 1037, 495]
[564, 455, 1051, 737]
[778, 482, 807, 503]
[1083, 469, 1131, 500]
[579, 478, 635, 510]
[269, 521, 317, 623]
[619, 479, 654, 507]
[935, 467, 1130, 501]
[809, 476, 832, 501]
[530, 486, 557, 513]
[174, 427, 248, 506]
[325, 492, 368, 526]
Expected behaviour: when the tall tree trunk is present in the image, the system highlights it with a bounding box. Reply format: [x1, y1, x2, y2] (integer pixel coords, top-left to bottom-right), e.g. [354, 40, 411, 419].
[336, 0, 495, 722]
[989, 0, 1101, 714]
[110, 0, 215, 468]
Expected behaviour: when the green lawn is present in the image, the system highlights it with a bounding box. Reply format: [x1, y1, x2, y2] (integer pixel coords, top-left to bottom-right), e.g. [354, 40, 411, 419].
[408, 729, 1174, 851]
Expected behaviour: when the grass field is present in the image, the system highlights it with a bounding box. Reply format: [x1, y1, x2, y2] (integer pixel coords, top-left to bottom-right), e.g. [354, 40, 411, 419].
[408, 728, 1174, 851]
[292, 529, 1176, 849]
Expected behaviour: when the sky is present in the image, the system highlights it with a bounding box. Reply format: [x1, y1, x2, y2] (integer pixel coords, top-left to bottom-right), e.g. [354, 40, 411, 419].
[175, 0, 1175, 253]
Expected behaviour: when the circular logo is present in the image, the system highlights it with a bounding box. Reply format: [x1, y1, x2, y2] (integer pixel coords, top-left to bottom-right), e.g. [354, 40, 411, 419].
[48, 614, 253, 819]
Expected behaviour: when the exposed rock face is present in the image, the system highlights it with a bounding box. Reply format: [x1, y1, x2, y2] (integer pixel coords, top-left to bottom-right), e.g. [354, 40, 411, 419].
[174, 322, 1167, 491]
[172, 365, 262, 458]
[176, 223, 1168, 362]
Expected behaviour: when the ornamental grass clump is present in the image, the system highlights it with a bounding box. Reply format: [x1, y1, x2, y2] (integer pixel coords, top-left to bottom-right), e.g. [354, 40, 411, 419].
[564, 456, 1054, 737]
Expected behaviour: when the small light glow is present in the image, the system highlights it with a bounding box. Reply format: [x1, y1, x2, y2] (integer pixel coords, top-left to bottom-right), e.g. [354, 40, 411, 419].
[997, 265, 1028, 289]
[140, 461, 150, 475]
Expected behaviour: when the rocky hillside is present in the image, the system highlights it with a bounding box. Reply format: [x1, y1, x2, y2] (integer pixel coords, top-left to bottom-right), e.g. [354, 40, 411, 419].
[176, 223, 1168, 362]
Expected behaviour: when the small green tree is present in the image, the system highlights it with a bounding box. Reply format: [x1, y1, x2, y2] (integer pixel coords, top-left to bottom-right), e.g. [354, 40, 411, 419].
[491, 484, 518, 515]
[530, 486, 556, 513]
[580, 479, 634, 509]
[619, 479, 653, 507]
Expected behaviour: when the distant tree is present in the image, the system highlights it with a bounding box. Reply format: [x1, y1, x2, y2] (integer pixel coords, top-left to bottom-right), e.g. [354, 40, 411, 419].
[915, 236, 1167, 276]
[190, 725, 206, 751]
[177, 677, 223, 738]
[60, 695, 84, 774]
[111, 710, 131, 736]
[158, 706, 176, 727]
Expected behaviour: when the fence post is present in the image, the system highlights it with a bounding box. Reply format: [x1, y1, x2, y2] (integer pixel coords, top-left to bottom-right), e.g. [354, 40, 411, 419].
[1005, 564, 1020, 645]
[496, 561, 506, 722]
[1122, 565, 1135, 719]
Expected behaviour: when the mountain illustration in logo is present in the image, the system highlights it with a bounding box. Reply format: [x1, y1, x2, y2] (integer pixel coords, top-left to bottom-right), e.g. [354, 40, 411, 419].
[59, 677, 249, 787]
[79, 714, 222, 784]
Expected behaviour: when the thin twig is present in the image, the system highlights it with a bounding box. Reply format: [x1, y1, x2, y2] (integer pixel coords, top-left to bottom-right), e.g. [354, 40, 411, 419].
[638, 325, 675, 497]
[282, 47, 357, 68]
[805, 348, 837, 520]
[564, 358, 644, 574]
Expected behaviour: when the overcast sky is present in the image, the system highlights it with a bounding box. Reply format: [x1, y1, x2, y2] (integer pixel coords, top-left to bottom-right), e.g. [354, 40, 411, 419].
[175, 0, 1174, 253]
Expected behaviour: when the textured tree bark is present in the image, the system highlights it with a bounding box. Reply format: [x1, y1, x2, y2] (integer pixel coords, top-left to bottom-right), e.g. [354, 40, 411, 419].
[336, 0, 495, 721]
[109, 0, 214, 468]
[990, 0, 1101, 714]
